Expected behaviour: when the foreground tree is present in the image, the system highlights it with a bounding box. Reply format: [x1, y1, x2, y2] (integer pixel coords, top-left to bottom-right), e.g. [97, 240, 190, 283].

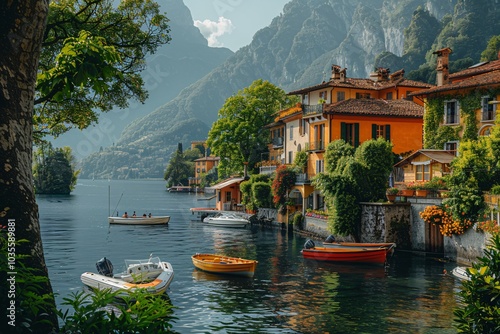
[207, 79, 296, 178]
[35, 0, 170, 140]
[1, 1, 170, 331]
[0, 1, 58, 332]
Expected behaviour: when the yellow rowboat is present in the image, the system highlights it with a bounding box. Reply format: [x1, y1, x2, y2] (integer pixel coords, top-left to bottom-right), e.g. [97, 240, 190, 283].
[192, 253, 258, 277]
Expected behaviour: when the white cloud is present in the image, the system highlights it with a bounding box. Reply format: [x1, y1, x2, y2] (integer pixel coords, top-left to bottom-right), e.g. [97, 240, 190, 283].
[194, 17, 234, 47]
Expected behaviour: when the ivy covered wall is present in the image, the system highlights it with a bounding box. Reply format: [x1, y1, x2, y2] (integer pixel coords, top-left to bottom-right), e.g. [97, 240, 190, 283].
[423, 88, 499, 149]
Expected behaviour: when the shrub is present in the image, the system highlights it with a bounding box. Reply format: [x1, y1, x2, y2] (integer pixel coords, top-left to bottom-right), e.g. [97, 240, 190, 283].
[454, 234, 500, 333]
[386, 187, 399, 195]
[476, 220, 500, 236]
[491, 185, 500, 195]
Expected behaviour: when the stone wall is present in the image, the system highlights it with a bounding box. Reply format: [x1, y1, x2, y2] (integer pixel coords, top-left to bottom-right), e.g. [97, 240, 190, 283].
[302, 197, 489, 264]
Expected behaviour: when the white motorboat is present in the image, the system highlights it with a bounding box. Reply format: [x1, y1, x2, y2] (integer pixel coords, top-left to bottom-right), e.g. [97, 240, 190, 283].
[203, 213, 249, 228]
[451, 266, 471, 281]
[81, 255, 174, 296]
[108, 215, 170, 225]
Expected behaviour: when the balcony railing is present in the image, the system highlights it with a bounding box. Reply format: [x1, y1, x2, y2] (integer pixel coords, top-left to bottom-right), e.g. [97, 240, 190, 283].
[296, 173, 309, 184]
[272, 137, 284, 147]
[307, 141, 325, 151]
[259, 166, 277, 175]
[302, 104, 324, 116]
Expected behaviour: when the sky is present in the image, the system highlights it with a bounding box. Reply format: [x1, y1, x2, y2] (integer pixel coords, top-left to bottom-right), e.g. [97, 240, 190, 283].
[183, 0, 290, 51]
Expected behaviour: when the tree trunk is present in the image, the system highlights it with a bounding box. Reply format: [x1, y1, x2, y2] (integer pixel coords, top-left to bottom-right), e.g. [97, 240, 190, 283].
[0, 1, 58, 332]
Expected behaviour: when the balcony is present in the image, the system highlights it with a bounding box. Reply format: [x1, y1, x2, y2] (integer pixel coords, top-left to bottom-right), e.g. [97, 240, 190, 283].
[272, 137, 284, 148]
[259, 166, 277, 175]
[307, 141, 325, 152]
[302, 104, 324, 117]
[296, 173, 310, 184]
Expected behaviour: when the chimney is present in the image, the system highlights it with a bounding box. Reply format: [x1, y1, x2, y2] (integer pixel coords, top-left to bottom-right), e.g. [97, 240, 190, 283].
[330, 65, 347, 82]
[433, 47, 452, 86]
[370, 68, 390, 82]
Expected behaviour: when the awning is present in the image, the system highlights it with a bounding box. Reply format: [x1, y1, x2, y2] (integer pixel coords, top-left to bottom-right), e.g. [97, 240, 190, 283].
[411, 160, 431, 166]
[206, 177, 244, 191]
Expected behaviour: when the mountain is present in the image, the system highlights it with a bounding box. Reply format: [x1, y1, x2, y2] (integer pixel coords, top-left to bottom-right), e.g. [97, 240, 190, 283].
[79, 0, 499, 179]
[52, 0, 233, 161]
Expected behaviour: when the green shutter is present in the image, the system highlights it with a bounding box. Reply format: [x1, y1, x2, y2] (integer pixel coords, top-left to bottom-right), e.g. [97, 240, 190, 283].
[385, 125, 391, 140]
[354, 123, 360, 147]
[341, 122, 346, 140]
[372, 124, 377, 139]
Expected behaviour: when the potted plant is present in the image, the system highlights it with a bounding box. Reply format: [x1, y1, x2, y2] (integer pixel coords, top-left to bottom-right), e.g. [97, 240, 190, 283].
[386, 187, 399, 202]
[401, 183, 415, 197]
[413, 182, 429, 197]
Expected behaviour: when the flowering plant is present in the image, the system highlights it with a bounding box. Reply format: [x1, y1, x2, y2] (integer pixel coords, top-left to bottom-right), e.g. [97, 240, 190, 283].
[419, 205, 473, 236]
[476, 220, 500, 236]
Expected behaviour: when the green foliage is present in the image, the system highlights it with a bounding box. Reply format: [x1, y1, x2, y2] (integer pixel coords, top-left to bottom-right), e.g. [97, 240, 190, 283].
[292, 212, 304, 229]
[324, 140, 355, 173]
[252, 182, 273, 209]
[240, 174, 273, 211]
[481, 35, 500, 61]
[164, 143, 194, 187]
[491, 185, 500, 196]
[207, 79, 294, 178]
[58, 289, 177, 333]
[454, 234, 500, 333]
[272, 165, 297, 214]
[444, 141, 489, 224]
[293, 150, 308, 171]
[33, 143, 79, 194]
[314, 138, 393, 237]
[35, 0, 171, 140]
[354, 137, 394, 202]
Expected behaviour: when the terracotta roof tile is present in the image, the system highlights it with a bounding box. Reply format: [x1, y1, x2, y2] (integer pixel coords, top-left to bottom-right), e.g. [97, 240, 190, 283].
[288, 77, 433, 95]
[449, 59, 500, 79]
[410, 69, 500, 96]
[323, 98, 423, 118]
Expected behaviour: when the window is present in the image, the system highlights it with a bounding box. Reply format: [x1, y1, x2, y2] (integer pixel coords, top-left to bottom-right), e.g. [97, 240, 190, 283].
[299, 119, 307, 136]
[415, 164, 431, 181]
[356, 92, 371, 99]
[319, 91, 327, 101]
[341, 122, 359, 147]
[316, 160, 324, 174]
[302, 94, 308, 105]
[445, 141, 458, 156]
[225, 191, 232, 202]
[310, 124, 325, 150]
[289, 125, 294, 140]
[444, 100, 459, 124]
[482, 96, 496, 121]
[337, 91, 345, 101]
[386, 92, 393, 100]
[372, 124, 390, 140]
[288, 151, 293, 164]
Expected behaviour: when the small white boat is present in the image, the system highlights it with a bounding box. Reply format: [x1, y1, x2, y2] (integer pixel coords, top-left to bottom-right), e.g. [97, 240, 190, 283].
[203, 213, 249, 228]
[81, 255, 174, 296]
[451, 266, 471, 281]
[108, 216, 170, 225]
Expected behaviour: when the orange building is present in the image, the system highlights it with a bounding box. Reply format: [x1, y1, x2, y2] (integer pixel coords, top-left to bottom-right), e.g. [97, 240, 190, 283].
[272, 66, 434, 216]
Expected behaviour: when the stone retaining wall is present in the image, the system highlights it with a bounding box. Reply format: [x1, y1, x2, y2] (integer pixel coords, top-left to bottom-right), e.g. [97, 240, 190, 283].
[301, 197, 489, 265]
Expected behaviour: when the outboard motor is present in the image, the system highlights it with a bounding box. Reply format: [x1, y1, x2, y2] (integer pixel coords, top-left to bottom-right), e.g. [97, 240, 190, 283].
[325, 235, 336, 243]
[304, 239, 315, 249]
[96, 257, 114, 277]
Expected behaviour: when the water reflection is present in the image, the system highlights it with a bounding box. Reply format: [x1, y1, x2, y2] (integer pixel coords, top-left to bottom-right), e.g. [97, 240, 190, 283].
[38, 180, 459, 333]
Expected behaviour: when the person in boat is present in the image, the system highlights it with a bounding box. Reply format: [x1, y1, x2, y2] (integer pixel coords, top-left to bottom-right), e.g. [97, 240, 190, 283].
[142, 213, 147, 218]
[122, 212, 128, 218]
[132, 211, 137, 217]
[148, 213, 152, 218]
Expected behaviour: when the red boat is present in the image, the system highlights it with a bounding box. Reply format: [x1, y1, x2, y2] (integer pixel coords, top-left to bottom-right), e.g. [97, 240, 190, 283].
[322, 235, 396, 255]
[301, 240, 388, 265]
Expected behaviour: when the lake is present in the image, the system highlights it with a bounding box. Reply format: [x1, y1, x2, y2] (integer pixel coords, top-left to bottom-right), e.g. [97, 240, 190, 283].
[37, 179, 461, 333]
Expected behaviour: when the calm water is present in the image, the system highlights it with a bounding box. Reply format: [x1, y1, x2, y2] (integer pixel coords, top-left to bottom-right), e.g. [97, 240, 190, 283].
[38, 179, 461, 333]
